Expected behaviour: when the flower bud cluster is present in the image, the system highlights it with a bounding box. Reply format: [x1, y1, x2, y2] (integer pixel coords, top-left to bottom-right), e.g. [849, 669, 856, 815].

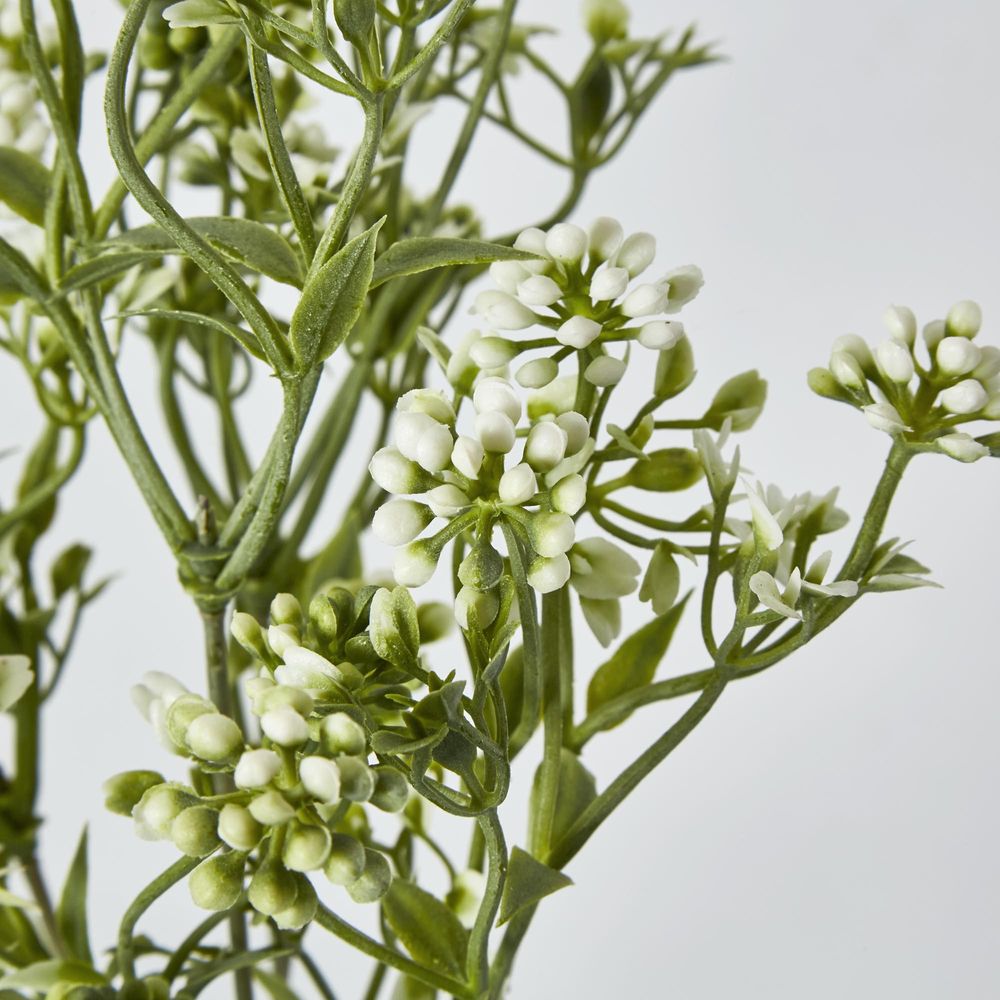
[470, 218, 703, 389]
[810, 301, 999, 462]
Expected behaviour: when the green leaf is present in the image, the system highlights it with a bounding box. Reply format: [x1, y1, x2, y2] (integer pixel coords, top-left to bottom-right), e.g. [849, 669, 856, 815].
[538, 750, 597, 846]
[578, 596, 621, 647]
[290, 219, 382, 369]
[0, 960, 106, 991]
[54, 251, 162, 298]
[586, 594, 691, 721]
[622, 448, 703, 492]
[381, 880, 469, 977]
[0, 887, 37, 909]
[105, 217, 302, 286]
[390, 975, 436, 1000]
[0, 904, 47, 966]
[0, 655, 33, 712]
[497, 846, 573, 926]
[369, 727, 447, 755]
[639, 542, 681, 615]
[116, 308, 265, 361]
[370, 237, 536, 289]
[606, 424, 648, 460]
[653, 334, 696, 400]
[703, 369, 768, 432]
[0, 147, 51, 225]
[55, 828, 92, 965]
[50, 545, 92, 600]
[253, 968, 301, 1000]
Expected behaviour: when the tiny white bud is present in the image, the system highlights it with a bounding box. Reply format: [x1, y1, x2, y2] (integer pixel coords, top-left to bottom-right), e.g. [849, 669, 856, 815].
[875, 339, 914, 385]
[513, 227, 550, 258]
[426, 484, 471, 517]
[584, 355, 627, 386]
[474, 290, 537, 330]
[234, 748, 282, 789]
[267, 624, 299, 658]
[469, 336, 519, 369]
[556, 315, 602, 349]
[621, 283, 668, 318]
[744, 482, 784, 552]
[973, 345, 1000, 381]
[218, 804, 263, 852]
[473, 377, 522, 422]
[320, 713, 367, 756]
[185, 714, 243, 762]
[454, 586, 500, 630]
[863, 402, 907, 434]
[588, 216, 624, 261]
[662, 266, 704, 311]
[529, 511, 576, 557]
[936, 337, 981, 377]
[832, 334, 875, 373]
[261, 705, 310, 747]
[937, 432, 989, 463]
[393, 542, 439, 587]
[544, 223, 588, 263]
[452, 435, 485, 479]
[369, 447, 429, 495]
[516, 357, 558, 388]
[883, 305, 917, 346]
[269, 593, 301, 627]
[614, 232, 656, 277]
[946, 299, 982, 338]
[829, 350, 866, 391]
[373, 499, 432, 546]
[638, 320, 683, 351]
[524, 421, 568, 472]
[498, 462, 538, 505]
[397, 388, 455, 424]
[939, 379, 987, 415]
[985, 394, 1000, 420]
[416, 422, 454, 473]
[923, 319, 946, 353]
[248, 790, 295, 826]
[490, 260, 531, 294]
[475, 411, 517, 453]
[527, 553, 571, 593]
[551, 474, 587, 515]
[517, 274, 563, 307]
[299, 756, 342, 804]
[556, 412, 590, 454]
[590, 266, 629, 302]
[394, 410, 438, 461]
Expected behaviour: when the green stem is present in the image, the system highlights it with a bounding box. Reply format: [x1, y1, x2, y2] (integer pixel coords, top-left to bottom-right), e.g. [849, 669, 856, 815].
[466, 809, 508, 996]
[531, 591, 564, 857]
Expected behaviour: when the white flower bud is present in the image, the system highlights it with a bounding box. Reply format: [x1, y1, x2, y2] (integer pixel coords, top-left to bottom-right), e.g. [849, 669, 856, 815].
[638, 320, 683, 351]
[923, 319, 946, 353]
[393, 542, 439, 587]
[261, 705, 310, 747]
[829, 350, 866, 390]
[937, 432, 989, 463]
[416, 422, 454, 473]
[551, 474, 587, 515]
[527, 553, 571, 593]
[588, 216, 624, 262]
[590, 266, 629, 302]
[874, 339, 914, 385]
[556, 412, 590, 454]
[614, 232, 656, 277]
[454, 586, 500, 630]
[248, 790, 295, 826]
[544, 223, 588, 263]
[452, 435, 485, 478]
[269, 593, 301, 628]
[474, 289, 537, 330]
[234, 749, 282, 789]
[337, 757, 376, 802]
[529, 511, 576, 557]
[189, 853, 245, 912]
[267, 624, 298, 658]
[621, 283, 668, 318]
[426, 484, 471, 517]
[985, 394, 1000, 420]
[662, 266, 704, 311]
[218, 804, 263, 852]
[973, 345, 1000, 381]
[946, 299, 982, 338]
[283, 823, 332, 872]
[498, 462, 538, 505]
[517, 274, 563, 307]
[936, 337, 981, 377]
[490, 260, 531, 293]
[475, 411, 517, 453]
[397, 388, 456, 424]
[394, 410, 437, 461]
[185, 714, 244, 762]
[230, 612, 267, 660]
[244, 675, 275, 700]
[863, 401, 907, 434]
[556, 315, 602, 349]
[470, 335, 519, 369]
[883, 305, 917, 346]
[369, 447, 430, 494]
[513, 227, 550, 258]
[473, 377, 522, 422]
[584, 355, 627, 386]
[373, 499, 433, 546]
[133, 785, 196, 841]
[524, 421, 568, 472]
[320, 712, 367, 756]
[516, 357, 558, 388]
[299, 757, 343, 804]
[253, 684, 313, 719]
[939, 379, 987, 414]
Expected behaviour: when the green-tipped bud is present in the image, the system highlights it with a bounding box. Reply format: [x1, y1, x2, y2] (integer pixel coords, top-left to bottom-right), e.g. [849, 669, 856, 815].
[283, 822, 332, 872]
[368, 586, 420, 669]
[270, 593, 302, 628]
[346, 849, 392, 904]
[320, 712, 367, 756]
[165, 694, 214, 749]
[189, 851, 245, 911]
[308, 594, 340, 644]
[230, 612, 269, 661]
[218, 804, 264, 852]
[103, 770, 164, 817]
[323, 834, 367, 886]
[807, 367, 853, 403]
[248, 859, 298, 916]
[171, 806, 222, 857]
[248, 790, 296, 827]
[253, 684, 314, 718]
[457, 542, 504, 590]
[272, 874, 318, 930]
[333, 0, 376, 49]
[337, 756, 375, 802]
[185, 713, 244, 763]
[369, 767, 409, 813]
[416, 602, 453, 643]
[133, 784, 198, 841]
[454, 586, 500, 631]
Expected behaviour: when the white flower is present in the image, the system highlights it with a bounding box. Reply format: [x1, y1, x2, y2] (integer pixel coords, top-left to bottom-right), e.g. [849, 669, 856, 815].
[662, 265, 704, 311]
[517, 274, 563, 307]
[556, 315, 601, 349]
[0, 654, 33, 712]
[946, 299, 982, 338]
[235, 748, 282, 789]
[516, 357, 558, 388]
[883, 305, 917, 346]
[863, 402, 907, 434]
[544, 223, 588, 263]
[498, 463, 538, 505]
[588, 216, 624, 262]
[524, 421, 568, 472]
[638, 320, 682, 350]
[261, 706, 310, 746]
[874, 339, 914, 385]
[620, 283, 668, 318]
[452, 435, 485, 478]
[749, 570, 802, 620]
[613, 232, 656, 277]
[584, 355, 626, 386]
[299, 756, 343, 804]
[937, 432, 989, 463]
[373, 500, 433, 546]
[474, 290, 537, 330]
[131, 672, 190, 753]
[527, 553, 571, 593]
[939, 379, 987, 415]
[936, 337, 981, 377]
[590, 266, 629, 302]
[551, 474, 587, 515]
[743, 480, 784, 552]
[416, 422, 454, 473]
[475, 411, 517, 453]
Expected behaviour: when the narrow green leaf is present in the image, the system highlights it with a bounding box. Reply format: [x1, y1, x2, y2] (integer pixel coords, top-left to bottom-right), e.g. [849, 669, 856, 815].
[0, 904, 47, 966]
[56, 251, 161, 298]
[0, 147, 51, 225]
[381, 880, 469, 977]
[370, 237, 536, 289]
[586, 593, 691, 721]
[0, 960, 106, 991]
[116, 308, 266, 361]
[369, 727, 447, 755]
[290, 219, 382, 369]
[497, 846, 572, 926]
[55, 827, 92, 964]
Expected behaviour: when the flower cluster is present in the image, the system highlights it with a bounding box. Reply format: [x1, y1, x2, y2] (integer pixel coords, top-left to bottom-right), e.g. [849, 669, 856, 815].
[811, 301, 1000, 462]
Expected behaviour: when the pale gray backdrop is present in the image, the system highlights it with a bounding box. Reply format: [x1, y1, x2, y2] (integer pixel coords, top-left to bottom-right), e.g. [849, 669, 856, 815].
[3, 1, 999, 997]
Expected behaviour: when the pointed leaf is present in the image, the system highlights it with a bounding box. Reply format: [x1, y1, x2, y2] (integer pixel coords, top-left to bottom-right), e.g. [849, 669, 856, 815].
[290, 220, 381, 369]
[381, 880, 469, 977]
[116, 308, 265, 361]
[497, 846, 572, 926]
[0, 147, 51, 225]
[370, 238, 536, 289]
[539, 750, 597, 846]
[55, 828, 92, 964]
[586, 593, 691, 720]
[703, 369, 768, 432]
[56, 251, 161, 297]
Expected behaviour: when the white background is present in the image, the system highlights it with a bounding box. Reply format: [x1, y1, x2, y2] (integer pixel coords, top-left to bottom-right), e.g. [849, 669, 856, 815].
[4, 1, 1000, 997]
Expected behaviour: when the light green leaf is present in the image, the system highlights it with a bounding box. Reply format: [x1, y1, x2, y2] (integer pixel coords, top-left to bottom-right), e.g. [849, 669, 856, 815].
[606, 424, 648, 460]
[0, 148, 52, 225]
[164, 0, 241, 28]
[56, 251, 161, 298]
[369, 727, 447, 756]
[106, 217, 302, 287]
[586, 594, 691, 722]
[703, 369, 768, 432]
[116, 308, 266, 361]
[497, 846, 573, 926]
[0, 887, 37, 909]
[622, 448, 703, 492]
[390, 975, 436, 1000]
[50, 544, 92, 600]
[55, 828, 91, 965]
[381, 880, 469, 978]
[370, 237, 536, 289]
[290, 219, 382, 369]
[0, 655, 33, 712]
[639, 542, 681, 615]
[0, 960, 106, 991]
[578, 596, 621, 648]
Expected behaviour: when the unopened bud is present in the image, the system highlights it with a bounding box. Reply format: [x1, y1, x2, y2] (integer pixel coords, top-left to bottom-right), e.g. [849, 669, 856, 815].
[234, 748, 282, 789]
[248, 859, 298, 916]
[939, 379, 987, 415]
[517, 274, 563, 307]
[454, 586, 500, 630]
[320, 713, 367, 756]
[551, 473, 587, 515]
[874, 339, 914, 385]
[883, 305, 917, 346]
[937, 432, 989, 463]
[189, 852, 245, 911]
[370, 767, 409, 813]
[946, 299, 982, 338]
[475, 411, 517, 454]
[272, 874, 317, 930]
[529, 512, 576, 558]
[526, 553, 571, 594]
[584, 355, 626, 386]
[588, 216, 624, 261]
[134, 784, 197, 841]
[525, 421, 568, 472]
[248, 790, 295, 827]
[323, 834, 366, 886]
[498, 462, 538, 505]
[186, 713, 244, 763]
[936, 337, 981, 377]
[171, 806, 221, 857]
[556, 315, 601, 350]
[283, 823, 332, 872]
[544, 223, 588, 264]
[269, 593, 302, 628]
[299, 756, 343, 804]
[346, 849, 392, 903]
[230, 612, 269, 661]
[337, 756, 375, 802]
[516, 357, 558, 388]
[470, 336, 519, 369]
[261, 706, 310, 747]
[103, 771, 165, 817]
[218, 804, 263, 852]
[614, 232, 655, 277]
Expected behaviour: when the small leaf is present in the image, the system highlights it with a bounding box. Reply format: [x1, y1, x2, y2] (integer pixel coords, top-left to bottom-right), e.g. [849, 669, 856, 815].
[639, 542, 680, 615]
[381, 880, 469, 977]
[579, 596, 621, 647]
[370, 238, 536, 289]
[50, 544, 92, 599]
[55, 827, 92, 964]
[290, 219, 382, 369]
[497, 846, 573, 926]
[0, 147, 51, 225]
[703, 369, 768, 432]
[0, 655, 33, 712]
[586, 594, 691, 722]
[606, 424, 648, 460]
[370, 727, 446, 755]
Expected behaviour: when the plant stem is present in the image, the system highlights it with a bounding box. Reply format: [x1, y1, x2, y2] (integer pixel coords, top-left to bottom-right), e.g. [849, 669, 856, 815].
[531, 591, 564, 857]
[465, 809, 507, 996]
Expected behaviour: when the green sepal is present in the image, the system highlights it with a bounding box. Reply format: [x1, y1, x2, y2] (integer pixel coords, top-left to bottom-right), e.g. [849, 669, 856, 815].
[496, 846, 573, 926]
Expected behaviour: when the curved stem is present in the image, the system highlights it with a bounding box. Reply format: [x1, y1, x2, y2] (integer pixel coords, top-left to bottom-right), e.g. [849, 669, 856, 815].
[466, 809, 507, 995]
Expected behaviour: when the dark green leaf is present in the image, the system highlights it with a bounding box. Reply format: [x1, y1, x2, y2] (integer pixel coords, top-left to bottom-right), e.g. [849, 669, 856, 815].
[370, 727, 447, 755]
[381, 880, 468, 977]
[370, 237, 536, 289]
[55, 827, 92, 964]
[497, 846, 572, 926]
[290, 219, 382, 368]
[586, 594, 691, 721]
[50, 545, 92, 600]
[0, 903, 47, 966]
[0, 147, 51, 225]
